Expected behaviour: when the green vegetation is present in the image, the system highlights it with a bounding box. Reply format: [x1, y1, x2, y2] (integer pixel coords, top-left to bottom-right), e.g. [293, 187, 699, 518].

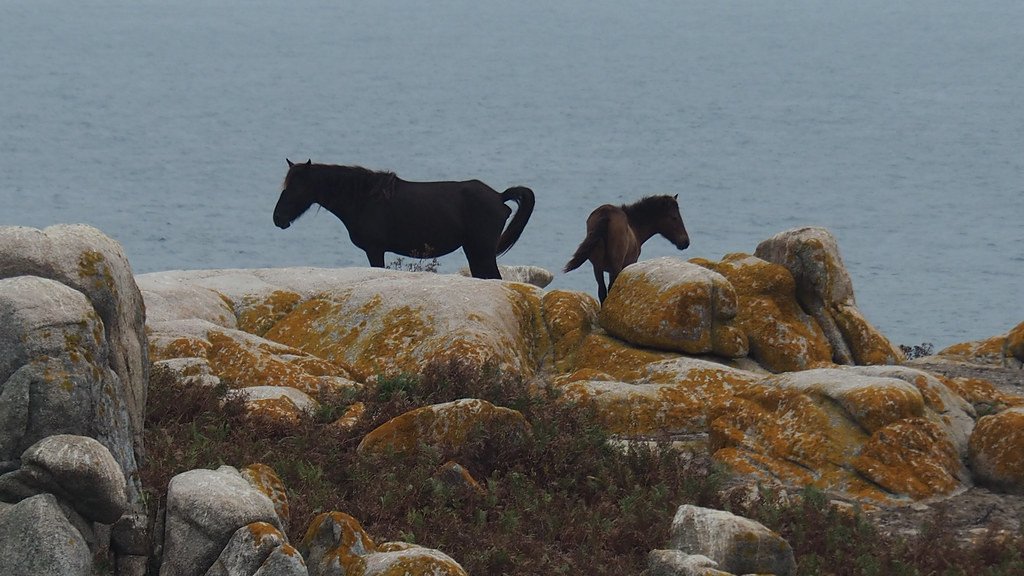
[143, 358, 1024, 575]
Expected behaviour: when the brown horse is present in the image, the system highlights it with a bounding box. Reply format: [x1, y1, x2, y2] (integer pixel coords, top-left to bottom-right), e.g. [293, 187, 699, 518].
[563, 195, 690, 302]
[273, 160, 535, 279]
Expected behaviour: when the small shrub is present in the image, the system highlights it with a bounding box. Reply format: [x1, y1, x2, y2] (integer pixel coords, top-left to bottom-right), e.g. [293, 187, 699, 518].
[386, 256, 440, 273]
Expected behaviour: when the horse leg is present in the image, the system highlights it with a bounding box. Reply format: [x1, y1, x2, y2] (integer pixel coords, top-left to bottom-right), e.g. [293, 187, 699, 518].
[594, 266, 608, 303]
[464, 247, 502, 280]
[365, 249, 386, 268]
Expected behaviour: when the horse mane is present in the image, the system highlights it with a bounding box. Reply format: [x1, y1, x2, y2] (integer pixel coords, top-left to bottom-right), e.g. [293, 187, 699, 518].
[621, 195, 678, 221]
[301, 164, 398, 201]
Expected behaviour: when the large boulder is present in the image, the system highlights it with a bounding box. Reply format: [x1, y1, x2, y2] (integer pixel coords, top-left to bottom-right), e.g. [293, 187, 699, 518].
[0, 224, 148, 470]
[206, 522, 306, 576]
[598, 258, 748, 358]
[160, 466, 284, 576]
[969, 407, 1024, 494]
[0, 435, 127, 525]
[754, 227, 902, 366]
[667, 504, 795, 576]
[298, 511, 376, 576]
[936, 320, 1024, 368]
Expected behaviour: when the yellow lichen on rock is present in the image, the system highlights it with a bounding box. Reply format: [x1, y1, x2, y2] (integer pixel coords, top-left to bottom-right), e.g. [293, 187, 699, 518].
[264, 297, 353, 366]
[571, 333, 678, 382]
[765, 369, 924, 435]
[693, 253, 833, 373]
[236, 290, 302, 336]
[852, 417, 960, 500]
[541, 290, 601, 373]
[300, 511, 377, 575]
[598, 258, 748, 358]
[833, 303, 904, 365]
[554, 379, 707, 436]
[969, 407, 1024, 493]
[206, 331, 354, 397]
[242, 463, 291, 527]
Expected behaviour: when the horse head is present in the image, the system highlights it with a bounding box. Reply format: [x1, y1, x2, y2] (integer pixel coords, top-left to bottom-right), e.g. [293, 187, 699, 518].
[655, 194, 690, 250]
[274, 159, 315, 229]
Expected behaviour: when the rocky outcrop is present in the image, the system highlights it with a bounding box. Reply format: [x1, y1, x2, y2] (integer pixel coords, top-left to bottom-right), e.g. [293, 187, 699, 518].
[0, 224, 149, 473]
[5, 222, 1024, 575]
[0, 224, 149, 574]
[755, 226, 904, 366]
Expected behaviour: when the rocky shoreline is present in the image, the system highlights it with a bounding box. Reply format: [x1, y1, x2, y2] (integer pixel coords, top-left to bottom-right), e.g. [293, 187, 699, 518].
[3, 222, 1024, 575]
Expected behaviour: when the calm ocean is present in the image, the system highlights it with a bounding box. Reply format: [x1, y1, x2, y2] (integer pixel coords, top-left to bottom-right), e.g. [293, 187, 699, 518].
[2, 0, 1022, 351]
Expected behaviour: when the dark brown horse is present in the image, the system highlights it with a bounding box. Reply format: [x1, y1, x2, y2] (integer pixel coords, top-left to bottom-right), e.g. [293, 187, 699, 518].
[273, 160, 535, 279]
[563, 195, 689, 302]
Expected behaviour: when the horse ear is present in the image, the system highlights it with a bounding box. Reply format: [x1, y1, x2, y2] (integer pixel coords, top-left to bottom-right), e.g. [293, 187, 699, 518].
[305, 159, 312, 166]
[673, 194, 678, 200]
[287, 158, 294, 167]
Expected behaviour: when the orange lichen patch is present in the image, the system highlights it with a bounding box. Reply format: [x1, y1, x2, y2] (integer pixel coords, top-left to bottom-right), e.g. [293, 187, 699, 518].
[693, 254, 834, 373]
[839, 383, 924, 434]
[541, 290, 600, 342]
[969, 408, 1024, 492]
[713, 447, 816, 487]
[264, 298, 352, 364]
[245, 521, 286, 546]
[330, 402, 366, 431]
[643, 357, 763, 396]
[206, 331, 340, 395]
[300, 512, 376, 574]
[236, 290, 303, 336]
[599, 260, 747, 357]
[152, 336, 212, 361]
[555, 380, 707, 436]
[938, 335, 1007, 365]
[359, 305, 435, 368]
[946, 376, 1024, 409]
[711, 385, 858, 473]
[572, 333, 678, 383]
[242, 463, 290, 527]
[245, 397, 302, 424]
[766, 370, 924, 435]
[541, 290, 600, 372]
[833, 304, 904, 366]
[357, 399, 530, 454]
[852, 418, 961, 500]
[290, 354, 363, 382]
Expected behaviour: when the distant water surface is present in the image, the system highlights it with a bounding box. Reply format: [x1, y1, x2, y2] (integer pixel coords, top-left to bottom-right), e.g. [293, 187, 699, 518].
[2, 0, 1022, 351]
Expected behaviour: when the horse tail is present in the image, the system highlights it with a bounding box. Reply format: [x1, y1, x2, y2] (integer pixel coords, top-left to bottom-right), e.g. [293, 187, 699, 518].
[563, 215, 608, 273]
[496, 186, 536, 257]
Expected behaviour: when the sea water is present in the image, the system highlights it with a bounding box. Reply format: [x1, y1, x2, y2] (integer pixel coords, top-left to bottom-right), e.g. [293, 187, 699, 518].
[2, 0, 1022, 351]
